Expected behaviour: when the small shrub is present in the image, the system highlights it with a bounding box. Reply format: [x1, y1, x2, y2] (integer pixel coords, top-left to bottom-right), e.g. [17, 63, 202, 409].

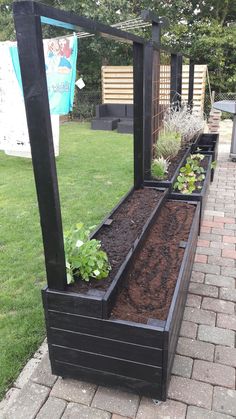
[164, 104, 205, 147]
[151, 157, 169, 179]
[155, 130, 181, 160]
[64, 223, 111, 284]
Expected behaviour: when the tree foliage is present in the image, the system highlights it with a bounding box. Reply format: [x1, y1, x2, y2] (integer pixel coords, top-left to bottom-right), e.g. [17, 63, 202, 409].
[0, 0, 235, 92]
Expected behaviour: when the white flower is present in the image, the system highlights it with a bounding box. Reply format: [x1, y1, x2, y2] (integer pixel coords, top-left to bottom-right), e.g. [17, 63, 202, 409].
[76, 239, 84, 248]
[93, 269, 100, 276]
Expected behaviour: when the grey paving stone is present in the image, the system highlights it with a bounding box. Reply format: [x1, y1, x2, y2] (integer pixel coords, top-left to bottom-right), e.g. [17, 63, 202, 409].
[14, 358, 41, 389]
[51, 377, 97, 405]
[217, 313, 236, 330]
[220, 287, 236, 302]
[190, 271, 205, 284]
[201, 297, 235, 314]
[183, 307, 216, 326]
[172, 355, 193, 378]
[196, 246, 221, 256]
[221, 266, 236, 277]
[192, 360, 235, 388]
[62, 402, 111, 419]
[168, 376, 213, 409]
[92, 386, 140, 418]
[210, 241, 235, 249]
[213, 387, 236, 417]
[198, 325, 235, 347]
[215, 346, 236, 367]
[0, 388, 20, 418]
[31, 354, 57, 388]
[208, 256, 235, 267]
[187, 405, 234, 419]
[136, 398, 187, 419]
[177, 337, 214, 361]
[192, 263, 220, 275]
[199, 233, 222, 242]
[5, 382, 50, 419]
[211, 228, 235, 236]
[36, 397, 67, 419]
[205, 274, 235, 288]
[33, 340, 48, 360]
[180, 321, 198, 339]
[189, 283, 218, 298]
[186, 294, 202, 308]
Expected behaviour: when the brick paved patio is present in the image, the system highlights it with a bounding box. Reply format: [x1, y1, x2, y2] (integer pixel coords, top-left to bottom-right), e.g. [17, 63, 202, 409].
[1, 121, 236, 419]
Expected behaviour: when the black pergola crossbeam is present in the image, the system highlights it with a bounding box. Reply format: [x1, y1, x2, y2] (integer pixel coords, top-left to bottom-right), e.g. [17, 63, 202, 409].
[13, 1, 145, 45]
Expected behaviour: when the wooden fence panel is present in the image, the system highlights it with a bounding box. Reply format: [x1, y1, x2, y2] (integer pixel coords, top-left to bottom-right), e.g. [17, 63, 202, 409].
[102, 64, 207, 112]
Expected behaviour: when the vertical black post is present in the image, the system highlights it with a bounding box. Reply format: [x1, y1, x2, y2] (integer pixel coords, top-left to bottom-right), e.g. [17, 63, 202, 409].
[143, 42, 153, 178]
[143, 20, 161, 179]
[170, 54, 178, 106]
[133, 42, 144, 188]
[177, 54, 183, 105]
[188, 59, 194, 109]
[13, 11, 67, 290]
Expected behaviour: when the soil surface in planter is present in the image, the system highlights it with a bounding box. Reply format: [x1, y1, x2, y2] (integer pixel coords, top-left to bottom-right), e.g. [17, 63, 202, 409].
[111, 201, 195, 323]
[68, 188, 164, 293]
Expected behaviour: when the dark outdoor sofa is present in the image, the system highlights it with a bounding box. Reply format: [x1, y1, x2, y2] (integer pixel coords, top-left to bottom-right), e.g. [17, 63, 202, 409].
[91, 104, 133, 134]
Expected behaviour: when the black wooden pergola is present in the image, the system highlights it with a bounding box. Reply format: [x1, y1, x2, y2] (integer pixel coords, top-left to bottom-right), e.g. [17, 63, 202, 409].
[13, 1, 195, 293]
[13, 0, 146, 292]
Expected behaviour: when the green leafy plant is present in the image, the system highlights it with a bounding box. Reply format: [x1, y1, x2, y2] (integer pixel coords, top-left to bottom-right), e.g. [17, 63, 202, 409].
[64, 223, 111, 284]
[155, 130, 181, 160]
[211, 161, 217, 170]
[151, 156, 169, 179]
[174, 153, 206, 194]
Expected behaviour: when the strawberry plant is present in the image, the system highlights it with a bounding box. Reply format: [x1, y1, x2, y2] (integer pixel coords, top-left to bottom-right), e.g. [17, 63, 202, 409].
[174, 154, 206, 194]
[64, 223, 111, 284]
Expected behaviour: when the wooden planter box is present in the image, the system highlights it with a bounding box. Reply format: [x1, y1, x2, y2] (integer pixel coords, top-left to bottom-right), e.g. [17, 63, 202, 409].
[170, 155, 212, 230]
[42, 200, 200, 401]
[43, 187, 168, 320]
[144, 147, 191, 190]
[191, 133, 219, 181]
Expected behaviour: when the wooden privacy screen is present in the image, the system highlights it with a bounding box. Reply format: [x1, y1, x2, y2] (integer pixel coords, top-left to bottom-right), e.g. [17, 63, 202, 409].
[102, 65, 207, 113]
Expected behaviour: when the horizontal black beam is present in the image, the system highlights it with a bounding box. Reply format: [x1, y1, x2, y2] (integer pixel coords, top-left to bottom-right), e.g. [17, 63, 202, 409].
[13, 1, 145, 45]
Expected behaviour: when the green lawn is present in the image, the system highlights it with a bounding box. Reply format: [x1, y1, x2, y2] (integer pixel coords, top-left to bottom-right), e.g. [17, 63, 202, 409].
[0, 122, 133, 399]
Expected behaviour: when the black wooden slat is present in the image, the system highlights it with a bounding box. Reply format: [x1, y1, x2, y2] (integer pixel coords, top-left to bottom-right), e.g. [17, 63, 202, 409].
[52, 360, 162, 399]
[51, 345, 162, 383]
[46, 309, 164, 347]
[45, 289, 103, 318]
[48, 328, 163, 367]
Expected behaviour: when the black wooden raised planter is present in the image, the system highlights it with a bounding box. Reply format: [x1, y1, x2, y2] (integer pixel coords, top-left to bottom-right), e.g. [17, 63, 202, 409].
[42, 186, 168, 319]
[191, 133, 219, 181]
[170, 155, 212, 230]
[42, 200, 200, 401]
[144, 146, 191, 190]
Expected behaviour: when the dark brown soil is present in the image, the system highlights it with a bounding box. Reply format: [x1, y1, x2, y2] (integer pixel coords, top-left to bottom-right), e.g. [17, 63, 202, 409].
[68, 188, 164, 294]
[111, 201, 196, 324]
[166, 148, 188, 180]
